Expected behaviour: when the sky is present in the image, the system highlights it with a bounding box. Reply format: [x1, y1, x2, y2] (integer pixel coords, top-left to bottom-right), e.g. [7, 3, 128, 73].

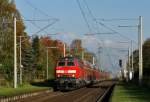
[15, 0, 150, 76]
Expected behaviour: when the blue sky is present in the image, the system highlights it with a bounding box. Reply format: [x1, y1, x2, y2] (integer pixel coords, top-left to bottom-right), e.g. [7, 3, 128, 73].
[15, 0, 150, 76]
[16, 0, 150, 38]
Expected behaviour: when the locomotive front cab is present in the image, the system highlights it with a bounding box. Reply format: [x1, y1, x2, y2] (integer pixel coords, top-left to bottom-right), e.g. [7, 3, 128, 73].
[55, 57, 80, 90]
[55, 57, 78, 78]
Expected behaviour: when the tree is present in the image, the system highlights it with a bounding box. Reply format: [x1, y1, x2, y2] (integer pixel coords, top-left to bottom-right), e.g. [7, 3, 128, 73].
[32, 36, 40, 67]
[143, 39, 150, 70]
[0, 0, 27, 86]
[39, 37, 63, 79]
[70, 39, 83, 58]
[143, 38, 150, 84]
[132, 38, 150, 85]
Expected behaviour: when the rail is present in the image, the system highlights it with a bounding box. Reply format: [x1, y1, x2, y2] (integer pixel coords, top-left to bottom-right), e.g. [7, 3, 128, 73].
[96, 83, 115, 102]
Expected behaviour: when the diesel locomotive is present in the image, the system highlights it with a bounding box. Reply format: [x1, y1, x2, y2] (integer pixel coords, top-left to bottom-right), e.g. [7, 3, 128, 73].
[54, 56, 107, 91]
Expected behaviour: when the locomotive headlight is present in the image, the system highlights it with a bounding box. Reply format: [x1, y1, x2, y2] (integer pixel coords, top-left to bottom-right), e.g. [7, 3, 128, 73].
[57, 74, 60, 77]
[72, 74, 75, 77]
[56, 70, 64, 73]
[68, 70, 76, 73]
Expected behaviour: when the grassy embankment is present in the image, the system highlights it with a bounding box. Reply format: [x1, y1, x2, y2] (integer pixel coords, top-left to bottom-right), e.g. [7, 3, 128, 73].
[110, 82, 150, 102]
[0, 81, 53, 96]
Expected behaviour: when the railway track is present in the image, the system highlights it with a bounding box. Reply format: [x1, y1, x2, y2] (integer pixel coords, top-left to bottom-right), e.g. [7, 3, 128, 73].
[12, 80, 116, 102]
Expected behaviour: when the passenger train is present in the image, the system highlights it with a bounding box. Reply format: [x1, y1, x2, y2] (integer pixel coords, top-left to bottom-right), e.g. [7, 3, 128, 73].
[54, 56, 109, 91]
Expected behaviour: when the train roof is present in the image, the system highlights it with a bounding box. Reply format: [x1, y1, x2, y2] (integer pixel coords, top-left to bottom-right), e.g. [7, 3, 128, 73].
[58, 56, 77, 62]
[58, 56, 100, 71]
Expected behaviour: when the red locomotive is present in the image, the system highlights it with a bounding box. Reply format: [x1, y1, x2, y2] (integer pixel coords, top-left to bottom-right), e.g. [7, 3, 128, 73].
[54, 56, 104, 91]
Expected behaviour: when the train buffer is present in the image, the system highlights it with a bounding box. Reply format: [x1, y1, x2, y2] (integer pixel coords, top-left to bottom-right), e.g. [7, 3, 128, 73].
[110, 82, 150, 102]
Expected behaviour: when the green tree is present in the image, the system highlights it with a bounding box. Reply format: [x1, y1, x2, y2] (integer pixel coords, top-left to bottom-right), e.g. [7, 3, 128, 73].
[143, 38, 150, 85]
[32, 36, 40, 67]
[0, 0, 27, 86]
[132, 38, 150, 86]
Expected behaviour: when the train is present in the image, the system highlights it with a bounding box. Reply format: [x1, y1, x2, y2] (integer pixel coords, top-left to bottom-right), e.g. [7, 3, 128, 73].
[54, 56, 109, 91]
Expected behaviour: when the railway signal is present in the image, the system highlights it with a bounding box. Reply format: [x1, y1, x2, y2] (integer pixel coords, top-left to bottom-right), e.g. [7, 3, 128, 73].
[119, 59, 122, 68]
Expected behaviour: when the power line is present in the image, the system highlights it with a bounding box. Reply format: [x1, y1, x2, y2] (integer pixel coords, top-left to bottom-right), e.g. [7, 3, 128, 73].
[23, 19, 58, 22]
[23, 0, 53, 19]
[83, 0, 108, 70]
[82, 0, 137, 44]
[21, 15, 59, 35]
[34, 20, 58, 35]
[22, 15, 49, 35]
[84, 0, 128, 42]
[83, 0, 117, 71]
[22, 0, 59, 34]
[96, 20, 137, 44]
[83, 0, 100, 32]
[84, 32, 115, 36]
[83, 0, 94, 19]
[82, 0, 111, 70]
[82, 0, 138, 73]
[97, 18, 138, 22]
[83, 0, 127, 71]
[19, 15, 58, 44]
[76, 0, 92, 33]
[81, 1, 137, 76]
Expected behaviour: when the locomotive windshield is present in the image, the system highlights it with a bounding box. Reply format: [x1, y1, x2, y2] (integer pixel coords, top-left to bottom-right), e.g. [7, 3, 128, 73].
[58, 62, 65, 66]
[67, 62, 75, 66]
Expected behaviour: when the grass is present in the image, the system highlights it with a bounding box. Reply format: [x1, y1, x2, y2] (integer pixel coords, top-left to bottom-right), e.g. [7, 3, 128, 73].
[110, 82, 150, 102]
[0, 84, 51, 96]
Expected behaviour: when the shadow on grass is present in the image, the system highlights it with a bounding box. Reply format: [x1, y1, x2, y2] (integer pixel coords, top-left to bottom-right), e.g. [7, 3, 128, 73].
[30, 79, 55, 88]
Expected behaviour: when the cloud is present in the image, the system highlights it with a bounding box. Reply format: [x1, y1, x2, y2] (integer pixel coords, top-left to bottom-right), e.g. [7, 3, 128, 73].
[52, 32, 81, 45]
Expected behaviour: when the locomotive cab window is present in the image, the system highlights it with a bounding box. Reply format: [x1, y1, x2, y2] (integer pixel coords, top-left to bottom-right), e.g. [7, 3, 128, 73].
[58, 62, 65, 66]
[67, 62, 75, 66]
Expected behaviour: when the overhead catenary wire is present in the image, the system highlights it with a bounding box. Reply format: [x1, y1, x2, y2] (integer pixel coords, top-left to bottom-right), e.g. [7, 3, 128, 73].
[96, 20, 138, 44]
[97, 18, 138, 22]
[83, 0, 135, 72]
[18, 14, 59, 44]
[23, 19, 58, 22]
[96, 18, 139, 47]
[82, 0, 117, 70]
[17, 0, 60, 43]
[83, 0, 101, 33]
[23, 0, 54, 19]
[95, 18, 138, 45]
[83, 0, 129, 42]
[22, 0, 59, 35]
[24, 0, 75, 39]
[33, 19, 59, 35]
[76, 0, 92, 33]
[20, 0, 59, 35]
[81, 0, 111, 69]
[84, 32, 116, 36]
[83, 0, 137, 45]
[83, 0, 116, 35]
[22, 15, 50, 35]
